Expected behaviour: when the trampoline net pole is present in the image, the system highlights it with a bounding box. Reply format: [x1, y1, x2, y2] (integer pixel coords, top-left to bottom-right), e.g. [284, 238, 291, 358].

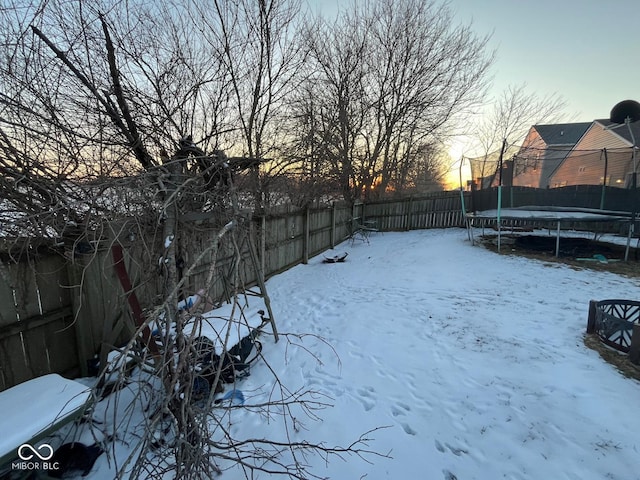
[625, 222, 633, 261]
[497, 185, 502, 252]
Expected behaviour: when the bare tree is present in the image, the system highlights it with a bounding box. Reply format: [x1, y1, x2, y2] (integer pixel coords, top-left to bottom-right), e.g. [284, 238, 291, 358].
[294, 0, 493, 201]
[472, 83, 568, 158]
[189, 0, 306, 210]
[0, 1, 160, 241]
[460, 83, 568, 188]
[276, 73, 347, 206]
[392, 142, 451, 194]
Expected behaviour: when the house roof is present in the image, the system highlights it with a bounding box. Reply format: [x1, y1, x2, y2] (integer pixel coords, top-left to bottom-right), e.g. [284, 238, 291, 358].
[595, 119, 640, 146]
[533, 122, 592, 146]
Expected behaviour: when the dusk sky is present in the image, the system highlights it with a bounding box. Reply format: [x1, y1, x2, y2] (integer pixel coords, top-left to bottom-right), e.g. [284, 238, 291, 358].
[448, 0, 639, 122]
[308, 0, 639, 123]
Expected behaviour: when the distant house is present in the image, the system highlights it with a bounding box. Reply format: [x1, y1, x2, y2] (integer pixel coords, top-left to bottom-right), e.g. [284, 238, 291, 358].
[511, 122, 591, 188]
[548, 119, 640, 188]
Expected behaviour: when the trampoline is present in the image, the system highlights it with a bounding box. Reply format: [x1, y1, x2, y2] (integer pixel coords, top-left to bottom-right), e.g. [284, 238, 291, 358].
[465, 205, 634, 259]
[457, 136, 638, 261]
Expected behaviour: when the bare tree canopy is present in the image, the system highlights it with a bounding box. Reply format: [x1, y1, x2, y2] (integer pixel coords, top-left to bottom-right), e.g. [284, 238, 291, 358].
[0, 0, 308, 235]
[285, 0, 493, 201]
[188, 0, 305, 209]
[471, 83, 569, 157]
[0, 0, 495, 227]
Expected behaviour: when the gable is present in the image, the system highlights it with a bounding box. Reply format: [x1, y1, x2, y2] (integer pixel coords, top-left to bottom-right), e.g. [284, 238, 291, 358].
[594, 119, 640, 147]
[576, 121, 633, 150]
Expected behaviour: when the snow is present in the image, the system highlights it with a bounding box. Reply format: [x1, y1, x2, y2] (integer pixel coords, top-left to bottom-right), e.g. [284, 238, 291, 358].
[181, 298, 265, 355]
[4, 228, 640, 479]
[260, 228, 640, 479]
[0, 374, 91, 462]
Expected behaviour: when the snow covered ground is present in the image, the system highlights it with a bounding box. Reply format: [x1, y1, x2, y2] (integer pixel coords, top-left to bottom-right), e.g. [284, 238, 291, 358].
[6, 227, 640, 479]
[258, 228, 640, 480]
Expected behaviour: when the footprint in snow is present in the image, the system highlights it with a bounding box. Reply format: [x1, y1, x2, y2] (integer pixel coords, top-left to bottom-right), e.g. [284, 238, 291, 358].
[356, 386, 376, 411]
[390, 402, 411, 417]
[443, 470, 458, 480]
[435, 439, 468, 456]
[390, 405, 403, 417]
[400, 423, 417, 435]
[445, 443, 468, 456]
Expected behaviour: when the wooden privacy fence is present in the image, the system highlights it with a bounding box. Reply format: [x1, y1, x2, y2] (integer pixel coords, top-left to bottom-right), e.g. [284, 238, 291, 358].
[0, 191, 466, 391]
[0, 239, 154, 391]
[0, 251, 76, 391]
[358, 191, 468, 231]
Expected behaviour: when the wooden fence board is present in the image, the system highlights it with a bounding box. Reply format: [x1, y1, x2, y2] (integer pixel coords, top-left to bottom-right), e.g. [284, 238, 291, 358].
[0, 334, 30, 391]
[41, 316, 79, 375]
[13, 262, 41, 320]
[35, 255, 71, 312]
[22, 324, 52, 378]
[336, 205, 353, 241]
[0, 263, 18, 327]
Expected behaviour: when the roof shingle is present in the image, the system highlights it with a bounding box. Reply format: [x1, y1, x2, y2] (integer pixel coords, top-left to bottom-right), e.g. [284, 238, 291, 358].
[533, 122, 591, 146]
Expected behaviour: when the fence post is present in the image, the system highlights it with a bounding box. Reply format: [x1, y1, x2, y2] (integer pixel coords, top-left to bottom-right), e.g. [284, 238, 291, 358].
[67, 260, 92, 377]
[331, 202, 336, 248]
[629, 324, 640, 365]
[260, 215, 266, 275]
[303, 205, 310, 264]
[406, 197, 413, 231]
[586, 299, 598, 333]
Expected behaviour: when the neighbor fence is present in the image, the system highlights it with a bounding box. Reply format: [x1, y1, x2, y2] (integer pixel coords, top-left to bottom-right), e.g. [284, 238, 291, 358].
[0, 191, 468, 391]
[468, 184, 640, 213]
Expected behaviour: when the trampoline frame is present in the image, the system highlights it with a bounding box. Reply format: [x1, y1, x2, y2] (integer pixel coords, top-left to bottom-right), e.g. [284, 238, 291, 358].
[464, 203, 634, 260]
